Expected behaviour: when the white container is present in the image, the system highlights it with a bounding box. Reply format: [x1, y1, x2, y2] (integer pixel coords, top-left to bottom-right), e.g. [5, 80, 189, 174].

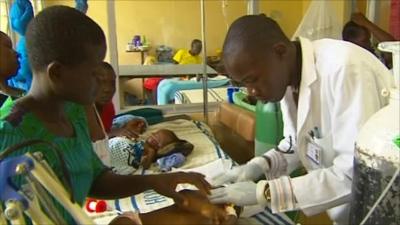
[349, 42, 400, 224]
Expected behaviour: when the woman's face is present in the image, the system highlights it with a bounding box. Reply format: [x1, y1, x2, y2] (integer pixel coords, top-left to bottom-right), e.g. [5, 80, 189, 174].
[95, 66, 116, 105]
[0, 33, 19, 79]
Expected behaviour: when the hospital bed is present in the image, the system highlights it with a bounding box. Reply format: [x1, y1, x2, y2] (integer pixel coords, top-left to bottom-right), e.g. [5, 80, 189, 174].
[118, 64, 227, 106]
[157, 76, 229, 105]
[0, 118, 293, 225]
[174, 87, 227, 104]
[88, 119, 293, 225]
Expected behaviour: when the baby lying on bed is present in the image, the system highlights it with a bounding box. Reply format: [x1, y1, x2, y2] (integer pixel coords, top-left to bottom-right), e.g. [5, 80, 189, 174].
[109, 129, 194, 175]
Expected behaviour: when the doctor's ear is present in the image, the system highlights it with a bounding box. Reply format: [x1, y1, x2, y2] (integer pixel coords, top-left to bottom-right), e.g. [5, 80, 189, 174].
[271, 42, 287, 58]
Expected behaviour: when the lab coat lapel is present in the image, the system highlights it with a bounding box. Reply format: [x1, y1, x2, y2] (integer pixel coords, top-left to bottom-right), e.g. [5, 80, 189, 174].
[296, 38, 318, 138]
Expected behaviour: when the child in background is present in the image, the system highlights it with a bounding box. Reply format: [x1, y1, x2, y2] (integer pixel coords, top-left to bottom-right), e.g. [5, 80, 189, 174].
[0, 6, 215, 225]
[173, 39, 202, 65]
[173, 39, 202, 80]
[86, 61, 148, 166]
[109, 129, 194, 174]
[93, 62, 147, 138]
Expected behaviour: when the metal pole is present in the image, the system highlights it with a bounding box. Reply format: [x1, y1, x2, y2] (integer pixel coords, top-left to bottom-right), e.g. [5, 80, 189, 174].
[107, 0, 121, 113]
[201, 0, 208, 123]
[247, 0, 259, 15]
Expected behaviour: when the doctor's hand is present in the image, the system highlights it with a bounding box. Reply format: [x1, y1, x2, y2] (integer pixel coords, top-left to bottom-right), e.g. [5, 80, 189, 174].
[211, 157, 269, 186]
[208, 181, 258, 206]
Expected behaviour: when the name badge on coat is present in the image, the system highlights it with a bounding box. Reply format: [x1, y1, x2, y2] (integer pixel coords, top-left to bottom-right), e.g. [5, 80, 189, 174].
[306, 127, 323, 168]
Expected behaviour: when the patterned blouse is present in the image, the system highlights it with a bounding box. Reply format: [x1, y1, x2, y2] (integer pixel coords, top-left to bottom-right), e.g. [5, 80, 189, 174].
[0, 101, 105, 224]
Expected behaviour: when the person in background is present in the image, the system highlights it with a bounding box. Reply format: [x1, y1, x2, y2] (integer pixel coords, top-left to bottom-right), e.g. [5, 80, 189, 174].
[86, 62, 149, 166]
[173, 39, 202, 65]
[93, 62, 147, 139]
[208, 14, 393, 224]
[0, 31, 23, 104]
[342, 12, 397, 69]
[173, 39, 202, 80]
[0, 6, 214, 225]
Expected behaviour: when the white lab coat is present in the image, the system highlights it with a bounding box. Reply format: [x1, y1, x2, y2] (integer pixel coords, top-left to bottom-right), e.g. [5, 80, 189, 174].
[264, 38, 393, 224]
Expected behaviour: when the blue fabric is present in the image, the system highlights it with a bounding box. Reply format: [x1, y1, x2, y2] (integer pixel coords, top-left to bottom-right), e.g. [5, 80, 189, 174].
[156, 78, 229, 105]
[156, 153, 185, 172]
[10, 0, 33, 35]
[7, 37, 31, 92]
[75, 0, 88, 13]
[8, 0, 33, 93]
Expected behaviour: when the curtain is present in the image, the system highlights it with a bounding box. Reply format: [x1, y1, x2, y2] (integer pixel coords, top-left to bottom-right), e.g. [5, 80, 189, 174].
[390, 0, 400, 39]
[291, 0, 342, 41]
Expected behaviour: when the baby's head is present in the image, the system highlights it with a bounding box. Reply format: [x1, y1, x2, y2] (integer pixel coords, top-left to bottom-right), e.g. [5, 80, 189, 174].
[0, 31, 19, 79]
[142, 129, 194, 169]
[95, 62, 116, 106]
[146, 129, 179, 150]
[25, 6, 106, 105]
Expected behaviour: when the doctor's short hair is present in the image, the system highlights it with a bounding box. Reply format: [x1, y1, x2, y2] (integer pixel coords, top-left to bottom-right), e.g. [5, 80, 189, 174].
[223, 14, 290, 58]
[25, 5, 106, 72]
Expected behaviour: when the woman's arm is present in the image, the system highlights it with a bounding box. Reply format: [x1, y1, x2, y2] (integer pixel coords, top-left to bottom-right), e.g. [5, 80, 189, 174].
[89, 171, 211, 207]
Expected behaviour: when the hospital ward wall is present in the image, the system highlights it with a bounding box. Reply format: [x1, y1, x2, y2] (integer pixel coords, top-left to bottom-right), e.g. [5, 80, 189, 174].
[44, 0, 308, 65]
[43, 0, 391, 65]
[43, 0, 390, 107]
[44, 0, 110, 62]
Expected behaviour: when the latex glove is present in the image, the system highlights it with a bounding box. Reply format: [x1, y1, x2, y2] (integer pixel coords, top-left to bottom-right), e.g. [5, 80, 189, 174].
[208, 181, 258, 206]
[211, 157, 269, 186]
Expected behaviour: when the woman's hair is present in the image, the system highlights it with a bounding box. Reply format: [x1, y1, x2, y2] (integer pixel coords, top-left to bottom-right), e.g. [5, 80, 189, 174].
[26, 6, 106, 72]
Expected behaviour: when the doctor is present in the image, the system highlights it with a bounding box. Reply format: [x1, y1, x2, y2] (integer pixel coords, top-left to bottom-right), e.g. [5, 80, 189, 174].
[209, 15, 393, 224]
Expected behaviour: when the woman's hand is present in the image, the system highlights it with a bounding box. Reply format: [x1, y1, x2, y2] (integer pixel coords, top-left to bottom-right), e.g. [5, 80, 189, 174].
[151, 172, 211, 207]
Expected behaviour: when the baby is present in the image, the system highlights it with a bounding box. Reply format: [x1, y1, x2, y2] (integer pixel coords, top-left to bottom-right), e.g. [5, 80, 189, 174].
[109, 129, 193, 174]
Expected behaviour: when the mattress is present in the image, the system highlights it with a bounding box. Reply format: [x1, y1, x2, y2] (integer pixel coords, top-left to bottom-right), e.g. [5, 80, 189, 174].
[174, 87, 227, 104]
